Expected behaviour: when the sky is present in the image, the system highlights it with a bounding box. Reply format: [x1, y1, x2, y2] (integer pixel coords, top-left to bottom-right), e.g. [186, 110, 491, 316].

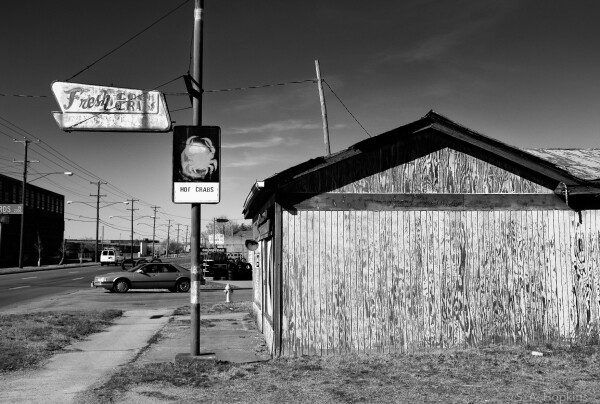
[1, 0, 600, 241]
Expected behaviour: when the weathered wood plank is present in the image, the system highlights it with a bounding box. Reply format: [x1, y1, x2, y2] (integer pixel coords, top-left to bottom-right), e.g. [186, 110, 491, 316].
[278, 204, 599, 357]
[320, 147, 554, 195]
[292, 212, 300, 355]
[286, 193, 569, 212]
[398, 212, 413, 353]
[281, 212, 289, 356]
[300, 211, 309, 356]
[319, 210, 327, 354]
[432, 210, 441, 348]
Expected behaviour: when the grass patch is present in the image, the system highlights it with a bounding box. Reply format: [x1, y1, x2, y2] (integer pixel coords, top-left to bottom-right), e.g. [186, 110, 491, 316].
[88, 344, 600, 403]
[173, 300, 253, 316]
[0, 310, 122, 373]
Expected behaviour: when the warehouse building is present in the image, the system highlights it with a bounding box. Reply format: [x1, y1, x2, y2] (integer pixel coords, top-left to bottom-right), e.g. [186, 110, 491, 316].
[243, 111, 600, 357]
[0, 173, 65, 267]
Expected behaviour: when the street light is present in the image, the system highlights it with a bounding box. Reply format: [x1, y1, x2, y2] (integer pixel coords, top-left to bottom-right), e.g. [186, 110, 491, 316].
[18, 171, 73, 268]
[30, 172, 73, 183]
[68, 200, 128, 263]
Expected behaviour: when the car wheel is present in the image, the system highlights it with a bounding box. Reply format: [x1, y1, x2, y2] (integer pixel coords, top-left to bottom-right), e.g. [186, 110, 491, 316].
[113, 279, 130, 293]
[176, 278, 191, 293]
[100, 262, 105, 266]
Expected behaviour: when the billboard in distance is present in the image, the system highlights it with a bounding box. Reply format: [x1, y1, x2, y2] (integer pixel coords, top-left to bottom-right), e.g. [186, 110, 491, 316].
[172, 126, 221, 203]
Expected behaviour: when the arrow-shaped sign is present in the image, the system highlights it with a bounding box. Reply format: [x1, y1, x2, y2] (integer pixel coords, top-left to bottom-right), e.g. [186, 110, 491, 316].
[51, 81, 172, 132]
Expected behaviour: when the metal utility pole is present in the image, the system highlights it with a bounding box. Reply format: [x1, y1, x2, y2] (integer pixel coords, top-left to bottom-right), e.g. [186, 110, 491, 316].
[90, 181, 107, 262]
[14, 139, 38, 268]
[315, 60, 331, 156]
[190, 0, 204, 356]
[126, 199, 138, 261]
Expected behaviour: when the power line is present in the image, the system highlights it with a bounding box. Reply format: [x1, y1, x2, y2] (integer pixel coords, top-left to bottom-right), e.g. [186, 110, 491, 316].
[323, 79, 371, 138]
[65, 0, 191, 82]
[0, 93, 48, 98]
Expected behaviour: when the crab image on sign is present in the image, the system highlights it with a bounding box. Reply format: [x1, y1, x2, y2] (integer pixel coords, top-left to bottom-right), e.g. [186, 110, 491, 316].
[173, 126, 221, 204]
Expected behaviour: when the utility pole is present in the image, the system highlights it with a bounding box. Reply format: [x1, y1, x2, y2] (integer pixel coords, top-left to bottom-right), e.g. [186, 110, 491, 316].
[176, 223, 180, 255]
[90, 181, 107, 262]
[315, 60, 331, 156]
[14, 138, 38, 268]
[151, 206, 159, 257]
[190, 0, 204, 356]
[167, 219, 172, 258]
[126, 199, 138, 261]
[185, 225, 189, 253]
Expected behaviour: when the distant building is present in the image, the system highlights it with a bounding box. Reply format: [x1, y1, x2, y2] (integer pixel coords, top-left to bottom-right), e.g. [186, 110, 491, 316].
[65, 238, 160, 261]
[0, 174, 65, 267]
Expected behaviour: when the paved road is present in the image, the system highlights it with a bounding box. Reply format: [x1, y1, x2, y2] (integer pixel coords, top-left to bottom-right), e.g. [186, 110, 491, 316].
[0, 263, 252, 313]
[0, 264, 116, 310]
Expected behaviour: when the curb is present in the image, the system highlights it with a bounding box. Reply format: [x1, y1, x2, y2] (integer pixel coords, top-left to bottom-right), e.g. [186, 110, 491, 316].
[0, 262, 97, 276]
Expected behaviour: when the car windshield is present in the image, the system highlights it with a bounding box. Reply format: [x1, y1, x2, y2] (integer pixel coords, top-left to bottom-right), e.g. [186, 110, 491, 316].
[127, 264, 146, 273]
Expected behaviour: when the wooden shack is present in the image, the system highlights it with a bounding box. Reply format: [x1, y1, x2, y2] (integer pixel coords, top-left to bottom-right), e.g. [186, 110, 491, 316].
[242, 111, 600, 357]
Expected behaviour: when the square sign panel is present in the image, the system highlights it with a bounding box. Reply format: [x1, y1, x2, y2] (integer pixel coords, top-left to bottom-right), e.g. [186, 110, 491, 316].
[173, 126, 221, 203]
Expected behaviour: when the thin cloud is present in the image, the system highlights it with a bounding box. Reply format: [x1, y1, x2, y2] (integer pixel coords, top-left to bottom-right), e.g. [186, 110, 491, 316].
[223, 136, 300, 149]
[376, 2, 518, 65]
[228, 120, 320, 135]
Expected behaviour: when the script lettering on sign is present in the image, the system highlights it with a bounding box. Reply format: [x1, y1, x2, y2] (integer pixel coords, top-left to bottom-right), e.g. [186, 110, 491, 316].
[51, 82, 171, 132]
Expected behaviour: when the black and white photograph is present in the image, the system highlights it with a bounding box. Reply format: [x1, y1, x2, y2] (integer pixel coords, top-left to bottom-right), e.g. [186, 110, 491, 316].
[1, 1, 599, 403]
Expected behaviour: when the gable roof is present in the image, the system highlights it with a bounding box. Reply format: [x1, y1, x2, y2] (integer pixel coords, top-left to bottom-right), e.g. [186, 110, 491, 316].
[243, 111, 600, 218]
[525, 149, 600, 181]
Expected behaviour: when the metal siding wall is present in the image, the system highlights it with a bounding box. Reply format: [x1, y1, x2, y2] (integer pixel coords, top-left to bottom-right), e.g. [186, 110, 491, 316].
[280, 208, 600, 356]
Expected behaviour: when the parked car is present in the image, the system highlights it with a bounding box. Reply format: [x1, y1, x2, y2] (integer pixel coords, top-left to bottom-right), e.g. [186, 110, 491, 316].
[91, 262, 202, 293]
[99, 249, 124, 266]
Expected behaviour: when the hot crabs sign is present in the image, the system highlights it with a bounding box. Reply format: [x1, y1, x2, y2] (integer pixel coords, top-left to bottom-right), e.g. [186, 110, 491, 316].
[51, 81, 171, 132]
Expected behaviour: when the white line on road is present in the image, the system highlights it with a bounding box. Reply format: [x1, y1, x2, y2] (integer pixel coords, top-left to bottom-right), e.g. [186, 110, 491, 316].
[21, 276, 37, 280]
[69, 271, 79, 274]
[72, 277, 84, 280]
[9, 286, 31, 290]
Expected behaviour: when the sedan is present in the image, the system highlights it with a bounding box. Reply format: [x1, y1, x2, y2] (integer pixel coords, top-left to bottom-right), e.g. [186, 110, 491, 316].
[91, 262, 196, 293]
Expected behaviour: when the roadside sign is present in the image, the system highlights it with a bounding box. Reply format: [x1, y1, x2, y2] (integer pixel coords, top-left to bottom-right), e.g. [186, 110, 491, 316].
[172, 126, 221, 204]
[0, 204, 22, 214]
[207, 234, 224, 246]
[51, 81, 171, 132]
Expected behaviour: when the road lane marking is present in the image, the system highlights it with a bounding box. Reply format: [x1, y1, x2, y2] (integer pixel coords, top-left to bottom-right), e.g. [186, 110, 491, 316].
[21, 276, 37, 280]
[9, 286, 31, 290]
[69, 271, 79, 274]
[72, 277, 84, 280]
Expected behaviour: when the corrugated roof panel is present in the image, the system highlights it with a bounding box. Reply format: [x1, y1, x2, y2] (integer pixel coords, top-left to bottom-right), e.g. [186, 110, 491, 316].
[525, 149, 600, 181]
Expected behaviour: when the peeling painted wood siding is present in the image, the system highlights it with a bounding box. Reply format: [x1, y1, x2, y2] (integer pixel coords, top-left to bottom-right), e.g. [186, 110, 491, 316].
[290, 147, 552, 194]
[280, 209, 600, 356]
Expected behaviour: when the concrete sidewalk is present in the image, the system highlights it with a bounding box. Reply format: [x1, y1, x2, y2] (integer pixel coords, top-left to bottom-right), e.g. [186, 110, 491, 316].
[0, 309, 173, 404]
[138, 311, 270, 365]
[0, 280, 269, 403]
